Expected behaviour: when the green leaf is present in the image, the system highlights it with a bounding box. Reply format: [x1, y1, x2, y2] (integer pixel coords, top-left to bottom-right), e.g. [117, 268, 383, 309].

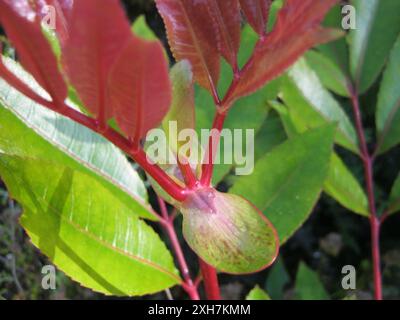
[254, 110, 287, 162]
[324, 153, 369, 216]
[0, 57, 155, 220]
[231, 125, 336, 243]
[0, 155, 181, 296]
[376, 36, 400, 154]
[163, 60, 196, 157]
[180, 189, 279, 274]
[348, 0, 400, 93]
[272, 100, 368, 217]
[305, 50, 349, 97]
[266, 257, 290, 300]
[131, 15, 158, 41]
[281, 58, 358, 154]
[295, 262, 329, 300]
[246, 285, 271, 300]
[317, 4, 350, 74]
[388, 173, 400, 215]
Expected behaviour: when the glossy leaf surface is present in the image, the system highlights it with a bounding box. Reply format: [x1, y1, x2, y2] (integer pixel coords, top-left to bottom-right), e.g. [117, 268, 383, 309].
[156, 0, 220, 93]
[239, 0, 271, 36]
[0, 57, 155, 220]
[0, 155, 181, 296]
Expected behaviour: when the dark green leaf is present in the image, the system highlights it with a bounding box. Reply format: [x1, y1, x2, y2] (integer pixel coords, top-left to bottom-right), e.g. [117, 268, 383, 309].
[376, 36, 400, 154]
[388, 173, 400, 215]
[348, 0, 400, 93]
[266, 257, 290, 300]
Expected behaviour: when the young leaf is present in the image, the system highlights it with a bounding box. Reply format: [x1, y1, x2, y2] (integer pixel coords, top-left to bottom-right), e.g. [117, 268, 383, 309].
[376, 36, 400, 154]
[0, 155, 181, 296]
[156, 0, 220, 94]
[295, 262, 329, 300]
[229, 0, 341, 105]
[239, 0, 271, 36]
[246, 285, 271, 300]
[281, 58, 358, 154]
[162, 60, 195, 156]
[180, 188, 279, 274]
[0, 0, 67, 104]
[231, 125, 336, 243]
[324, 153, 369, 216]
[108, 36, 171, 141]
[0, 57, 155, 220]
[388, 173, 400, 215]
[348, 0, 400, 93]
[63, 0, 132, 120]
[204, 0, 241, 68]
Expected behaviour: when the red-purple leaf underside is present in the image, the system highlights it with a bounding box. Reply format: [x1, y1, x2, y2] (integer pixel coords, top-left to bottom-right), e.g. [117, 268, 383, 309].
[230, 0, 341, 104]
[156, 0, 220, 94]
[62, 0, 132, 120]
[0, 0, 67, 104]
[239, 0, 271, 35]
[203, 0, 241, 69]
[109, 37, 172, 141]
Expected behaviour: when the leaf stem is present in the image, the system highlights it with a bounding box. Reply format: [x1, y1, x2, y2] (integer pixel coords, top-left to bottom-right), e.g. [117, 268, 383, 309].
[349, 87, 383, 300]
[157, 197, 199, 300]
[200, 111, 227, 186]
[198, 258, 221, 300]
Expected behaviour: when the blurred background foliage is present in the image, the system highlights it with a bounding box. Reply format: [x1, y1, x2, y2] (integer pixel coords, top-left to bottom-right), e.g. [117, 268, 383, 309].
[0, 0, 400, 300]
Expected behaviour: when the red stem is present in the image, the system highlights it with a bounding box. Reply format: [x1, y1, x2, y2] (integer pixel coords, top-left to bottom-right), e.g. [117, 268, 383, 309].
[350, 88, 383, 300]
[198, 259, 221, 300]
[200, 111, 227, 186]
[157, 197, 200, 300]
[177, 158, 198, 189]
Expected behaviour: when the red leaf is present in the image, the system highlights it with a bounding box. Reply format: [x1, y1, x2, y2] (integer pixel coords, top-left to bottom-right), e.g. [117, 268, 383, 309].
[239, 0, 271, 36]
[202, 0, 241, 69]
[229, 0, 341, 105]
[62, 0, 132, 121]
[156, 0, 220, 94]
[0, 0, 67, 104]
[36, 0, 73, 45]
[108, 37, 172, 142]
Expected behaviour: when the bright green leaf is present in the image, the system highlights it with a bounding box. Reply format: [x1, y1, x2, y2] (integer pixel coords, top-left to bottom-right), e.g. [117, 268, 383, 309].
[231, 125, 336, 243]
[0, 57, 155, 220]
[295, 262, 329, 300]
[0, 155, 181, 296]
[131, 15, 158, 41]
[246, 285, 271, 300]
[324, 153, 369, 216]
[376, 35, 400, 154]
[281, 58, 358, 154]
[348, 0, 400, 93]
